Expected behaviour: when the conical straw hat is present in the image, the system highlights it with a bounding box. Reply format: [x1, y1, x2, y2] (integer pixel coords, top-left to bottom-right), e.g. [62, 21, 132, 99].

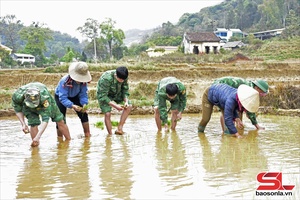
[237, 84, 259, 113]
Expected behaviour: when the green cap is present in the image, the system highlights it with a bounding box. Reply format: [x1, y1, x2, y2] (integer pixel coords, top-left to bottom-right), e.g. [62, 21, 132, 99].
[252, 80, 269, 93]
[24, 88, 40, 108]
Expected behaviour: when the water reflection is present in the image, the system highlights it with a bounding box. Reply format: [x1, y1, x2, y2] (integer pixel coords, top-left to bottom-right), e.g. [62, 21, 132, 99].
[99, 136, 133, 199]
[15, 139, 91, 199]
[155, 131, 192, 191]
[16, 148, 53, 199]
[60, 138, 91, 199]
[1, 114, 299, 200]
[199, 130, 268, 198]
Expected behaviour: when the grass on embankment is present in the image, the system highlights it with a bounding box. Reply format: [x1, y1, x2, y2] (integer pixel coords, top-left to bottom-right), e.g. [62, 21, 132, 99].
[1, 36, 299, 111]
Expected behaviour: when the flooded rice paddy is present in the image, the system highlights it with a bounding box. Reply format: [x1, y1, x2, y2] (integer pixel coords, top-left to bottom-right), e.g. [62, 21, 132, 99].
[0, 113, 299, 200]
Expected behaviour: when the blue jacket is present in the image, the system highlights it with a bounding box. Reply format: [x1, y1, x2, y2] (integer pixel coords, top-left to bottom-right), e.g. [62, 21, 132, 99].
[208, 84, 240, 134]
[55, 75, 89, 108]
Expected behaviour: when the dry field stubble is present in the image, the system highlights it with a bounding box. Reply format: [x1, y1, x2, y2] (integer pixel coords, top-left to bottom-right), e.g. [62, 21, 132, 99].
[0, 60, 299, 117]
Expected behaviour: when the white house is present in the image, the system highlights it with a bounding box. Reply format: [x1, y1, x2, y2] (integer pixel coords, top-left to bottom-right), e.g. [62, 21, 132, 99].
[10, 53, 35, 64]
[182, 32, 221, 54]
[146, 46, 178, 57]
[214, 28, 244, 42]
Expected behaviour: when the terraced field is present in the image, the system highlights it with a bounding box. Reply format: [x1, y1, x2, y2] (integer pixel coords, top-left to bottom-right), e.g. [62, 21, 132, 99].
[1, 60, 299, 117]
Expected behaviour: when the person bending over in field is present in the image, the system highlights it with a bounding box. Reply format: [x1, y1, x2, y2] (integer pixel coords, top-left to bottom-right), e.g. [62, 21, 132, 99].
[198, 84, 260, 138]
[153, 77, 187, 132]
[213, 76, 268, 132]
[55, 62, 92, 138]
[12, 82, 71, 147]
[96, 66, 132, 135]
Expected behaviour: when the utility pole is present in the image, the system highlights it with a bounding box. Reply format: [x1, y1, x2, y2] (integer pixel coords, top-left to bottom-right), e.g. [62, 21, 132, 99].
[93, 34, 97, 63]
[224, 12, 226, 28]
[210, 20, 216, 31]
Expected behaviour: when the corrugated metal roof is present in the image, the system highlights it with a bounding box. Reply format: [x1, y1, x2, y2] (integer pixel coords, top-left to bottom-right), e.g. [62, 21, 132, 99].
[13, 53, 35, 57]
[223, 41, 244, 48]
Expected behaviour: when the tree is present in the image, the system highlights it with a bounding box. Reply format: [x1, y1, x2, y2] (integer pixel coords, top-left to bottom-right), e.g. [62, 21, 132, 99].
[0, 46, 16, 66]
[49, 54, 59, 65]
[48, 42, 65, 58]
[281, 9, 300, 38]
[258, 0, 285, 30]
[0, 46, 9, 61]
[81, 51, 87, 62]
[125, 43, 149, 57]
[236, 0, 245, 30]
[45, 31, 81, 58]
[0, 15, 23, 52]
[100, 18, 125, 60]
[243, 1, 260, 29]
[19, 22, 53, 66]
[61, 47, 76, 62]
[146, 35, 182, 46]
[77, 18, 100, 62]
[82, 37, 108, 61]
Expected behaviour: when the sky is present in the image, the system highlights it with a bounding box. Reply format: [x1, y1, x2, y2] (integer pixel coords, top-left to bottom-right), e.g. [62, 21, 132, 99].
[0, 0, 223, 40]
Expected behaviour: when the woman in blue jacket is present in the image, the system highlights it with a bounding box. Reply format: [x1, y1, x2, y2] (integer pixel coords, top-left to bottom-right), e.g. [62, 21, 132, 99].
[55, 62, 92, 137]
[198, 84, 259, 138]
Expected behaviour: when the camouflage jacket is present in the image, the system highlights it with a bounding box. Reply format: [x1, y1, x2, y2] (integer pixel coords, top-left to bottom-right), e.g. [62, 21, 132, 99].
[213, 76, 257, 125]
[12, 82, 57, 122]
[156, 77, 187, 124]
[96, 70, 130, 104]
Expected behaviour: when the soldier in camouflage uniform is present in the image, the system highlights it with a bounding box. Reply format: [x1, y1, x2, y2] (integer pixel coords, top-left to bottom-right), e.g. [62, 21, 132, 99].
[153, 77, 187, 132]
[12, 82, 71, 147]
[213, 76, 269, 132]
[97, 66, 132, 135]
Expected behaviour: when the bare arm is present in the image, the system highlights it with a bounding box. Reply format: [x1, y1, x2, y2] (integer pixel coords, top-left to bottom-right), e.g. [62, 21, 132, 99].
[108, 101, 123, 111]
[15, 112, 29, 133]
[31, 121, 48, 147]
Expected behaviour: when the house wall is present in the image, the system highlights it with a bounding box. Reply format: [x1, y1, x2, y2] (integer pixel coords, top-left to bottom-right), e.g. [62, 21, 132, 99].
[147, 47, 177, 57]
[199, 42, 221, 53]
[183, 39, 193, 54]
[214, 28, 243, 42]
[183, 41, 221, 54]
[215, 31, 231, 42]
[11, 54, 35, 64]
[147, 51, 165, 57]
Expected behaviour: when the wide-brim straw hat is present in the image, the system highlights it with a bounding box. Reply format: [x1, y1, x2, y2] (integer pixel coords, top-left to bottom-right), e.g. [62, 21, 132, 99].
[69, 62, 92, 82]
[237, 84, 259, 113]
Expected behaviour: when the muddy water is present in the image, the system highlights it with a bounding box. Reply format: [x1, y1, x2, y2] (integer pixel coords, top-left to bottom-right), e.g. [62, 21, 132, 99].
[0, 113, 299, 200]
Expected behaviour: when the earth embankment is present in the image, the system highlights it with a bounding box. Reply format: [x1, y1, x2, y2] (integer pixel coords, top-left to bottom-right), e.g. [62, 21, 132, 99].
[1, 60, 299, 117]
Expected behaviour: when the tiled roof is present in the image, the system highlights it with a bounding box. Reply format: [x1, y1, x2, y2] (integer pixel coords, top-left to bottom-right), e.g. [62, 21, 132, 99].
[185, 32, 220, 42]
